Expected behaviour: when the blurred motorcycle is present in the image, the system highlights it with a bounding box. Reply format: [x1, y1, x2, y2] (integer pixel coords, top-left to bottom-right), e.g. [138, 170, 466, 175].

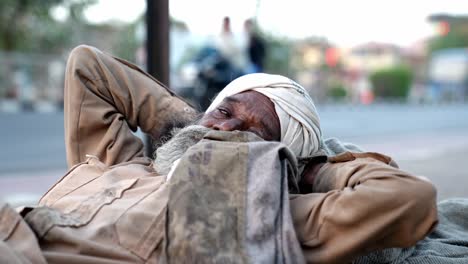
[179, 46, 244, 111]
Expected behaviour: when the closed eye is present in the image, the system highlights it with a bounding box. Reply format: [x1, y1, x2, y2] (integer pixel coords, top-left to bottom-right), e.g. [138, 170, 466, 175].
[218, 108, 231, 117]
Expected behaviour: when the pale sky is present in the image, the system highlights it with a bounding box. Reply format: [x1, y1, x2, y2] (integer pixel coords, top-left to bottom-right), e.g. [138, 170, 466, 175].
[80, 0, 468, 47]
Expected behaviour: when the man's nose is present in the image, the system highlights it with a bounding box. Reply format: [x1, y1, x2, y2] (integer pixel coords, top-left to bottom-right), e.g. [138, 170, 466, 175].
[211, 119, 244, 131]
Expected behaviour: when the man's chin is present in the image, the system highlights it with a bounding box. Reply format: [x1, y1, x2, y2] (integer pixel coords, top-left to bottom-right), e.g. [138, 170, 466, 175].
[153, 125, 212, 175]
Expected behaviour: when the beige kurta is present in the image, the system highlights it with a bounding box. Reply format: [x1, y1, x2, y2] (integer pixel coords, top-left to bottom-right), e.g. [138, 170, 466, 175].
[291, 152, 438, 263]
[0, 45, 437, 264]
[1, 44, 198, 264]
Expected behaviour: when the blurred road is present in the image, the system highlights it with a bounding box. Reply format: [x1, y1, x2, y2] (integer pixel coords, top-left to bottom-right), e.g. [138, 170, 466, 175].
[0, 113, 66, 174]
[319, 103, 468, 201]
[1, 103, 468, 205]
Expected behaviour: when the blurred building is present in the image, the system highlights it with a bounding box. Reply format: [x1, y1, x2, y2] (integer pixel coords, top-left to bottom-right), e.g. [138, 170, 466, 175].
[291, 37, 335, 103]
[291, 39, 435, 104]
[427, 48, 468, 102]
[343, 42, 402, 72]
[425, 14, 468, 102]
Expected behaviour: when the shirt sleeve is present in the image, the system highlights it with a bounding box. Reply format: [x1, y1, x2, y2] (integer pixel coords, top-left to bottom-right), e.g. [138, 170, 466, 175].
[63, 45, 197, 168]
[289, 154, 438, 264]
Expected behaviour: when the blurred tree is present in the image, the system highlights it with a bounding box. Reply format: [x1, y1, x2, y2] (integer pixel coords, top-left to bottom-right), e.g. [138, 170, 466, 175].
[0, 0, 96, 101]
[370, 65, 413, 99]
[327, 82, 347, 100]
[113, 19, 141, 62]
[0, 0, 96, 53]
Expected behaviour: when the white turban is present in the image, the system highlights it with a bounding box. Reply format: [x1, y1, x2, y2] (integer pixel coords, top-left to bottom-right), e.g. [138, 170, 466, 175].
[206, 73, 322, 158]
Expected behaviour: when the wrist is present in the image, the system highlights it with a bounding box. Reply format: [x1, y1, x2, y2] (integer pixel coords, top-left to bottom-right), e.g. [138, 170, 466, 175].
[299, 161, 325, 193]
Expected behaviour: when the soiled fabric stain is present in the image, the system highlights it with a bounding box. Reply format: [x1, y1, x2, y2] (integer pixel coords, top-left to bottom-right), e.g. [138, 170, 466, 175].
[166, 131, 305, 264]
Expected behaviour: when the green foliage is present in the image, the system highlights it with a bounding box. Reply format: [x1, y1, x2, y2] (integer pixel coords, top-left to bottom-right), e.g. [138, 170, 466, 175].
[327, 83, 347, 99]
[369, 65, 413, 98]
[0, 0, 96, 53]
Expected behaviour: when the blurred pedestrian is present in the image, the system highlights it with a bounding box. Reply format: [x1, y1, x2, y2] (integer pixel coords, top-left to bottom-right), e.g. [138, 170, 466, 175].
[214, 16, 248, 72]
[244, 18, 266, 73]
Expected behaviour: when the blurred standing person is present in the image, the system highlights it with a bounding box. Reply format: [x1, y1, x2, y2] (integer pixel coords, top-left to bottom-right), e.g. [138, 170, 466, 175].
[190, 16, 246, 110]
[214, 16, 248, 72]
[244, 18, 266, 73]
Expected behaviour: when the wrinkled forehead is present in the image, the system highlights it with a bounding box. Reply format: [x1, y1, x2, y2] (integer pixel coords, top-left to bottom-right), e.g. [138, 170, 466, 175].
[219, 90, 281, 138]
[224, 91, 278, 118]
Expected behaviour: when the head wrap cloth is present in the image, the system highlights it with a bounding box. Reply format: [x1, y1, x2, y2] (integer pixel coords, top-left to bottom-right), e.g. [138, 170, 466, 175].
[206, 73, 322, 158]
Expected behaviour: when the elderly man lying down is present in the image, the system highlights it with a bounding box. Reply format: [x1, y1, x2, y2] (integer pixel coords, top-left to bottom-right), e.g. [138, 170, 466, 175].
[1, 45, 467, 264]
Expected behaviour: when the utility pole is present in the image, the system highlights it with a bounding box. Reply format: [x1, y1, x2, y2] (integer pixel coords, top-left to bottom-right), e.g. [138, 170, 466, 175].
[145, 0, 170, 157]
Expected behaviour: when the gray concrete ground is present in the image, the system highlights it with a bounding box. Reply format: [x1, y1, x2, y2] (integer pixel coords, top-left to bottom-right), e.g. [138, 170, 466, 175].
[319, 103, 468, 201]
[1, 103, 468, 205]
[354, 130, 468, 201]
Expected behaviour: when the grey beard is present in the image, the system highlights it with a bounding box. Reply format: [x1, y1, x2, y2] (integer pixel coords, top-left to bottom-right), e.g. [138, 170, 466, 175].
[153, 125, 212, 175]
